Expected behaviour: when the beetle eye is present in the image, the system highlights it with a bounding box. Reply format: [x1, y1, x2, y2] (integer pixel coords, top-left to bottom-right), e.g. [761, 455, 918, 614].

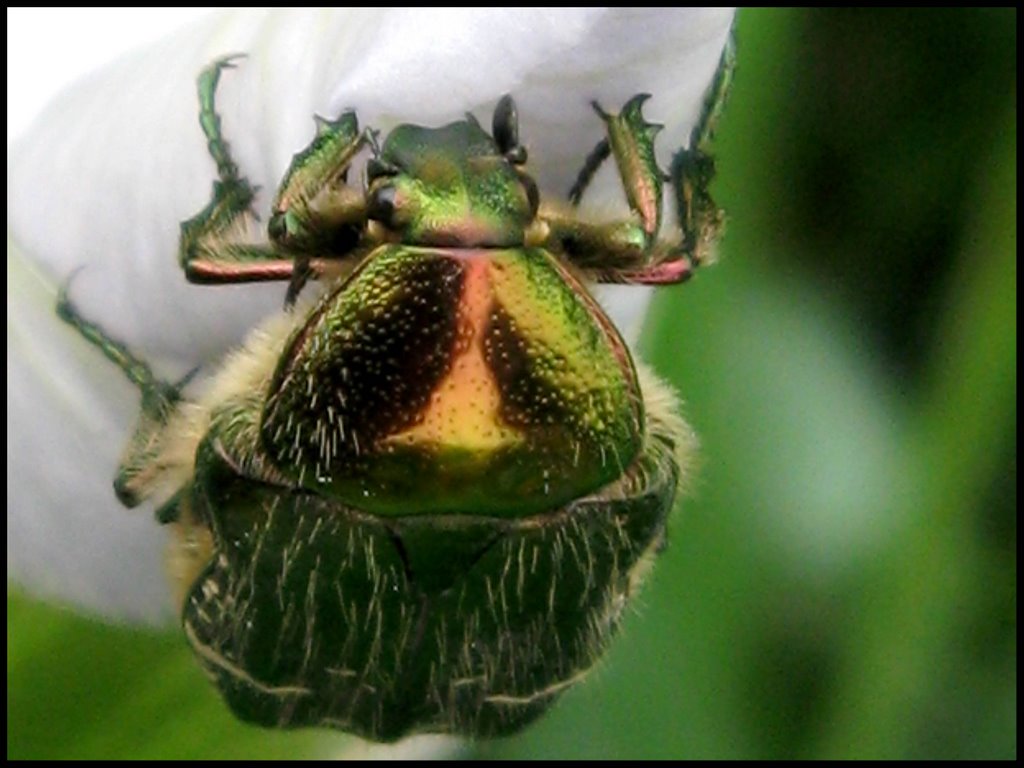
[367, 158, 399, 182]
[367, 184, 397, 224]
[493, 94, 519, 157]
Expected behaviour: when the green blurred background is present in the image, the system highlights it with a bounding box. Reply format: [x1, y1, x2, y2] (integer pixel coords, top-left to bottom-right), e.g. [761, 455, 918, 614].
[7, 8, 1016, 760]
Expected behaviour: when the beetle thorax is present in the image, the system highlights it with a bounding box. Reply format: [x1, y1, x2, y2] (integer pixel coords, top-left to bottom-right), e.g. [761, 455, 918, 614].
[259, 245, 643, 519]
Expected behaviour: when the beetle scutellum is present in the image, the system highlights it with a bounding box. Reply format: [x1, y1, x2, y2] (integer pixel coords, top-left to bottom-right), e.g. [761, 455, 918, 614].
[58, 45, 733, 741]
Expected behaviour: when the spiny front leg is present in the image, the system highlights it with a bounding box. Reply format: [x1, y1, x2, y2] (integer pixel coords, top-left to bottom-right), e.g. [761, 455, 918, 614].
[567, 93, 663, 244]
[268, 112, 371, 252]
[544, 94, 684, 283]
[593, 94, 665, 245]
[268, 112, 375, 305]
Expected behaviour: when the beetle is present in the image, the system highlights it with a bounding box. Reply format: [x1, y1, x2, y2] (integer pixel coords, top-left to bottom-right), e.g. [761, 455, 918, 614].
[57, 48, 731, 741]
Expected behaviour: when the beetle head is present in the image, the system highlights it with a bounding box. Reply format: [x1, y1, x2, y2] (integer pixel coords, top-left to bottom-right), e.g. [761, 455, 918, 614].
[367, 96, 539, 247]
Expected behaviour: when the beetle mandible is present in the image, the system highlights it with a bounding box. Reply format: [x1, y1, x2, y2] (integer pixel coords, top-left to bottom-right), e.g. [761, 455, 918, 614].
[58, 47, 732, 741]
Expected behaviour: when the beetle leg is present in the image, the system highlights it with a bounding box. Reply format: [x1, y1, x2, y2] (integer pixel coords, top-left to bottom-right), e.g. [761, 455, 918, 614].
[567, 136, 611, 206]
[669, 35, 735, 271]
[196, 55, 249, 186]
[268, 116, 372, 253]
[592, 94, 665, 244]
[536, 204, 646, 269]
[179, 55, 299, 286]
[582, 242, 697, 285]
[179, 57, 375, 299]
[540, 93, 666, 279]
[57, 280, 190, 508]
[563, 94, 666, 245]
[271, 118, 375, 306]
[543, 39, 734, 285]
[537, 206, 696, 285]
[609, 37, 733, 282]
[178, 182, 301, 286]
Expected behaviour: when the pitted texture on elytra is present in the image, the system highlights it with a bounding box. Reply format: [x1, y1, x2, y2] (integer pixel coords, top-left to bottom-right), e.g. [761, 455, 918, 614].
[260, 246, 643, 518]
[486, 249, 641, 438]
[261, 247, 462, 489]
[185, 425, 678, 741]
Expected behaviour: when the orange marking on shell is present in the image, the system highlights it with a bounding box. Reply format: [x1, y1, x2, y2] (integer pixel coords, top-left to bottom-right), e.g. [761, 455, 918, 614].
[384, 252, 522, 452]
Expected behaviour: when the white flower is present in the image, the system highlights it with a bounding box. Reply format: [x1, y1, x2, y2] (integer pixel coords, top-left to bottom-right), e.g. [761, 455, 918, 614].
[7, 8, 735, 622]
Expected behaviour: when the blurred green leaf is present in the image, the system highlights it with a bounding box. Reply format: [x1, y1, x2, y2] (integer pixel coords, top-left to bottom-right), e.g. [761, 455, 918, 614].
[6, 590, 340, 759]
[812, 97, 1016, 761]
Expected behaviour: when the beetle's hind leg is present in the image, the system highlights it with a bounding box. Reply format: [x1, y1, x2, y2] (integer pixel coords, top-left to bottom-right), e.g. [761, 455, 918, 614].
[57, 279, 193, 512]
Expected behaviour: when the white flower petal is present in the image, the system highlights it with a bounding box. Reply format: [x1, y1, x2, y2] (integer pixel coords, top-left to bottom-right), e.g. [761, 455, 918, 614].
[7, 8, 735, 621]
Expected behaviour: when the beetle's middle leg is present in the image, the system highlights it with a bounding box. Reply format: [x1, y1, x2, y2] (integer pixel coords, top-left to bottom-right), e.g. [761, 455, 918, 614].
[178, 55, 289, 285]
[667, 36, 734, 273]
[178, 56, 372, 300]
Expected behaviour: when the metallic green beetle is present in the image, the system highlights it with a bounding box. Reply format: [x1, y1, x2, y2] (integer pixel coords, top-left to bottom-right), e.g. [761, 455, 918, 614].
[58, 48, 731, 741]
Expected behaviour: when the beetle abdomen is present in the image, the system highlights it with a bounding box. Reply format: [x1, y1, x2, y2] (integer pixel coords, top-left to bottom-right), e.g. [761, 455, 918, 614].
[261, 246, 644, 519]
[185, 417, 678, 740]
